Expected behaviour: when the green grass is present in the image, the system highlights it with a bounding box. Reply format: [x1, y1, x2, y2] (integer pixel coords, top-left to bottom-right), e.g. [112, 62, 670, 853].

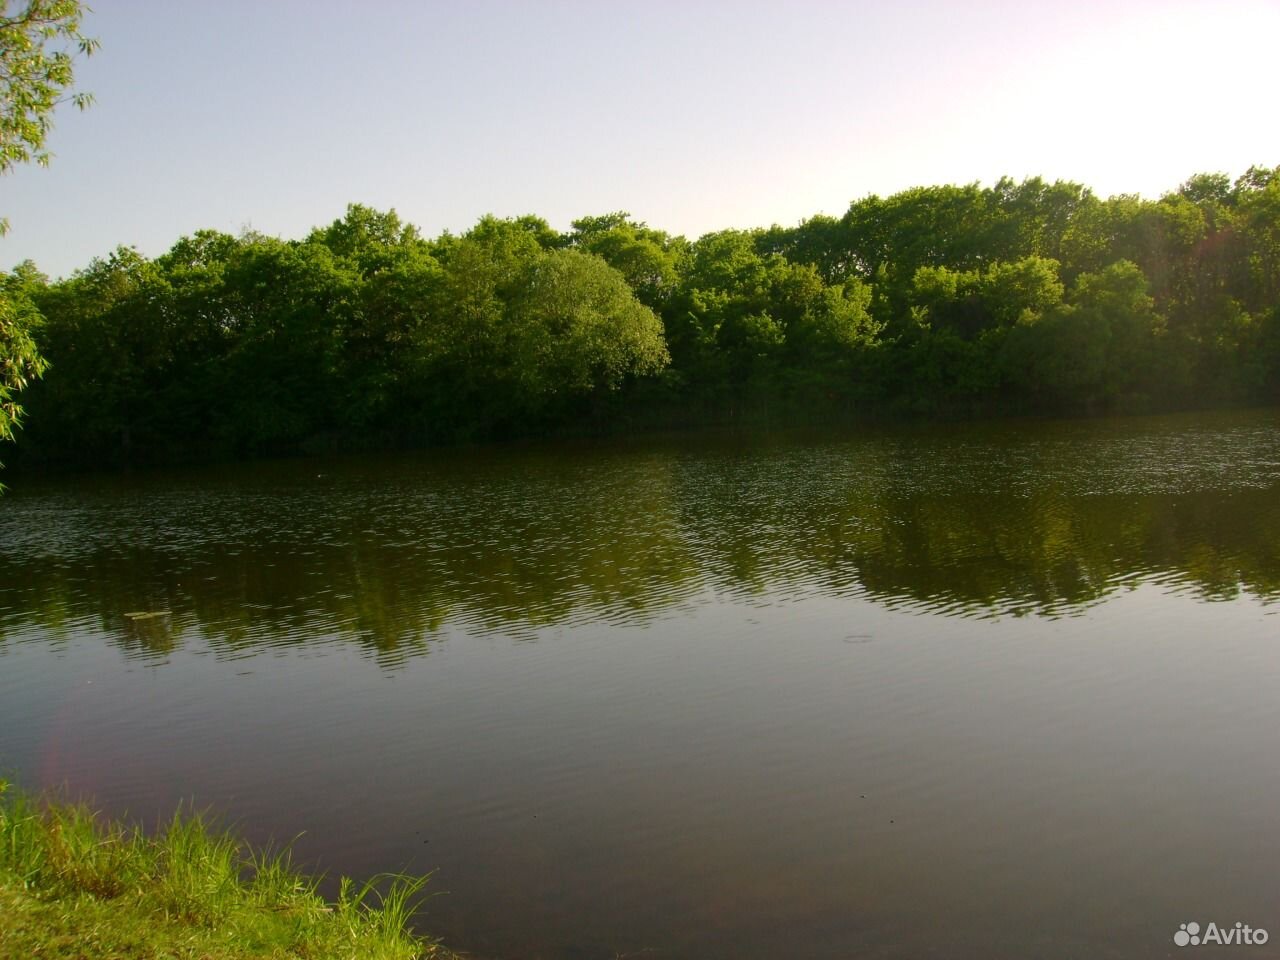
[0, 780, 460, 960]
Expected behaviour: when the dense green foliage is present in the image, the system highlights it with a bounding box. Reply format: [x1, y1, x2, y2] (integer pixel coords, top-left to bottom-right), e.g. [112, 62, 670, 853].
[0, 0, 94, 467]
[0, 264, 46, 460]
[0, 780, 454, 959]
[6, 167, 1280, 466]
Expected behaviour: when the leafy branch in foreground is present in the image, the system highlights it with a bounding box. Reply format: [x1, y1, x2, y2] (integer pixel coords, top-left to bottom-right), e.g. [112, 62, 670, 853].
[0, 0, 99, 233]
[0, 268, 48, 477]
[0, 1, 96, 484]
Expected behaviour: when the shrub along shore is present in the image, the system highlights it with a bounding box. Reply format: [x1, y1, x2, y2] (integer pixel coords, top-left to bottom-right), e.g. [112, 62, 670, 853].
[0, 781, 458, 960]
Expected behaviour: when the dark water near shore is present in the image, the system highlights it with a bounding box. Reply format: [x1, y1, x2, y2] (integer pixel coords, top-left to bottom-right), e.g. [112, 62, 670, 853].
[3, 409, 1280, 959]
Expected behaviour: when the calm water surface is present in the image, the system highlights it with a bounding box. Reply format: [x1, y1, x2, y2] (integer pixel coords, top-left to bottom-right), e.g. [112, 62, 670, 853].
[2, 409, 1280, 959]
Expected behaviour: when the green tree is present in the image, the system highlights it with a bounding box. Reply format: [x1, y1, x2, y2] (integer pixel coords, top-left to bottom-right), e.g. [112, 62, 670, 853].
[0, 263, 47, 470]
[0, 0, 96, 464]
[1, 0, 98, 232]
[213, 236, 356, 452]
[1002, 260, 1163, 411]
[507, 248, 669, 400]
[21, 246, 179, 459]
[569, 212, 687, 308]
[907, 257, 1064, 340]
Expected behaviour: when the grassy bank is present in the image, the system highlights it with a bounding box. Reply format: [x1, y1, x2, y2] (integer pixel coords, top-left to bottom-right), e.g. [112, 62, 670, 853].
[0, 781, 459, 960]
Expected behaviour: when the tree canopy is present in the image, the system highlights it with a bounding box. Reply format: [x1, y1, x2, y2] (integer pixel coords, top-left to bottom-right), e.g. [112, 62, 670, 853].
[7, 167, 1280, 469]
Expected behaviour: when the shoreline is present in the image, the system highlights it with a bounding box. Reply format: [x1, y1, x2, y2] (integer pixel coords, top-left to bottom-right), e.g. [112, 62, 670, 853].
[0, 781, 461, 960]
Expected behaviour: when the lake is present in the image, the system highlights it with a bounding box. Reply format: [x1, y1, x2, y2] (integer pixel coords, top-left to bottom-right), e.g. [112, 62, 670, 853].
[2, 408, 1279, 959]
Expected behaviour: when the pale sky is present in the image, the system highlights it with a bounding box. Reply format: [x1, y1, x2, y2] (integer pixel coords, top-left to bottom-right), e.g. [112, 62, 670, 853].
[4, 0, 1279, 277]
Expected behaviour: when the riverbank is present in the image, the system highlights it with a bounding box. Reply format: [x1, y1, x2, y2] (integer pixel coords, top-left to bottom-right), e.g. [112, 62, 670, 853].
[0, 782, 459, 960]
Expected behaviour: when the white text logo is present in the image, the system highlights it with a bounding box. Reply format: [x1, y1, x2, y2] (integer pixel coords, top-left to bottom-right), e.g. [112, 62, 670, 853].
[1174, 922, 1269, 947]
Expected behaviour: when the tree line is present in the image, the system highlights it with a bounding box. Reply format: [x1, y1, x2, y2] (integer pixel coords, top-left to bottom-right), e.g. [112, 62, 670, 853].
[3, 167, 1280, 466]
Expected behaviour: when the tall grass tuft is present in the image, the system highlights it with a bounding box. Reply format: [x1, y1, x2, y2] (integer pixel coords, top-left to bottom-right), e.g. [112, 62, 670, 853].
[0, 779, 456, 959]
